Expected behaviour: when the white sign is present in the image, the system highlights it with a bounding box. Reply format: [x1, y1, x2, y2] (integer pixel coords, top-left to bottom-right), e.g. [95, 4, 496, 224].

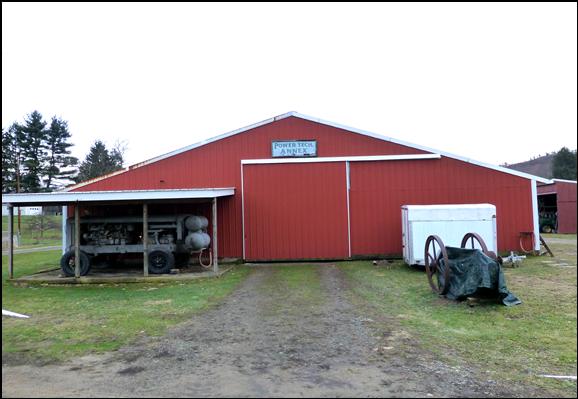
[272, 140, 317, 157]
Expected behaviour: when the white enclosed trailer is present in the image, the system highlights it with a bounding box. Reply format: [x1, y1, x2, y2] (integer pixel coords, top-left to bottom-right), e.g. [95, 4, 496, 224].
[401, 204, 497, 266]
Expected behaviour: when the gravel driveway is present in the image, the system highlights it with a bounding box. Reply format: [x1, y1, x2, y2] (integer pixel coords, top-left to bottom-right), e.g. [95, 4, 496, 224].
[2, 265, 538, 397]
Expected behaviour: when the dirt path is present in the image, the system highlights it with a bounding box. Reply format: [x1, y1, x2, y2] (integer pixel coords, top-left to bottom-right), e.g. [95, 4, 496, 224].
[3, 265, 533, 398]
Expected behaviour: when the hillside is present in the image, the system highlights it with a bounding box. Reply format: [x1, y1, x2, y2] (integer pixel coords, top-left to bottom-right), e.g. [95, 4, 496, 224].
[502, 153, 554, 179]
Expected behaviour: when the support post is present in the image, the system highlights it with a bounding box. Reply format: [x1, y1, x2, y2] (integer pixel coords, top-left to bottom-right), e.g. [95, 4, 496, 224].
[61, 206, 68, 255]
[212, 197, 219, 274]
[143, 203, 149, 277]
[8, 205, 14, 280]
[74, 205, 80, 278]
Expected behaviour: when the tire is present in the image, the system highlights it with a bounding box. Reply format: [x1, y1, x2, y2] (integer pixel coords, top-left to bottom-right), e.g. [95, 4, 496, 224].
[148, 250, 175, 274]
[541, 225, 553, 234]
[60, 250, 91, 277]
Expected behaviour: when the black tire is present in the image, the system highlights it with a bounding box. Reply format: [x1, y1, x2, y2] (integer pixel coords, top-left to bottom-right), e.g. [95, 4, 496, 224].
[60, 250, 91, 277]
[148, 250, 175, 274]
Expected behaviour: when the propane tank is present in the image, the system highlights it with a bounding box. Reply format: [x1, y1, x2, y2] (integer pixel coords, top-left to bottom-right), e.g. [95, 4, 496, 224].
[185, 215, 209, 231]
[185, 230, 211, 250]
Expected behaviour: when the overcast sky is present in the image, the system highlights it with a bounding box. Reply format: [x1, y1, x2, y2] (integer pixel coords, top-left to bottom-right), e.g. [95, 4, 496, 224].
[2, 2, 577, 167]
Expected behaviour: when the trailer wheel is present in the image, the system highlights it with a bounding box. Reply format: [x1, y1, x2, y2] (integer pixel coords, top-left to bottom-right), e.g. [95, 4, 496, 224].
[148, 250, 175, 274]
[60, 250, 91, 277]
[424, 235, 450, 295]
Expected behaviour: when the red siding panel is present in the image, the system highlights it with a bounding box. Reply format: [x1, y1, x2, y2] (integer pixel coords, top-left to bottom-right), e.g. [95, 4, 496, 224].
[556, 182, 577, 234]
[349, 158, 534, 254]
[243, 163, 349, 261]
[537, 181, 576, 234]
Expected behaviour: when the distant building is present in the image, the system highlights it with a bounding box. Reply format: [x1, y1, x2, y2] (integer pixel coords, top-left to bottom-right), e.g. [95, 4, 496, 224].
[537, 179, 577, 234]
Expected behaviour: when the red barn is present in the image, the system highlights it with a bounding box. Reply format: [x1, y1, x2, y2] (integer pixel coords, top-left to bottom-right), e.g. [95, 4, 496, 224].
[537, 179, 577, 234]
[65, 112, 548, 261]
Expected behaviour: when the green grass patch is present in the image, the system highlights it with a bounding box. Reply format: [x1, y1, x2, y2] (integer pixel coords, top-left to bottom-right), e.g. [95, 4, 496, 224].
[257, 265, 324, 315]
[542, 233, 577, 240]
[2, 250, 251, 364]
[339, 240, 577, 396]
[2, 215, 62, 248]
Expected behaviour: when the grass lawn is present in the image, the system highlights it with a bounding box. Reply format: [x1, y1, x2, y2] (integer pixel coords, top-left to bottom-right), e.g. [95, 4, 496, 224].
[2, 250, 251, 364]
[2, 215, 62, 248]
[340, 236, 577, 396]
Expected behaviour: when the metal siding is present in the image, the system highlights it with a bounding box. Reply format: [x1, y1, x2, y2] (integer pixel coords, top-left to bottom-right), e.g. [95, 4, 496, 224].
[243, 163, 349, 260]
[349, 158, 534, 255]
[73, 117, 424, 258]
[556, 182, 577, 233]
[537, 183, 556, 195]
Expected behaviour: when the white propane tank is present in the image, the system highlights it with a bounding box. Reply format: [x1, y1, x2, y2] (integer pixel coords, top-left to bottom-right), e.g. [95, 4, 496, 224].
[185, 215, 209, 231]
[185, 231, 211, 250]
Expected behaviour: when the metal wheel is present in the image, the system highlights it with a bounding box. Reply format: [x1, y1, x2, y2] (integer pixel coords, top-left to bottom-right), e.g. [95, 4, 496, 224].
[460, 232, 489, 252]
[424, 235, 450, 295]
[460, 232, 499, 261]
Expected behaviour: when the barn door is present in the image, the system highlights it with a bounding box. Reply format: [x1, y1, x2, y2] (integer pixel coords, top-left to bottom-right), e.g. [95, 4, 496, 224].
[242, 162, 349, 261]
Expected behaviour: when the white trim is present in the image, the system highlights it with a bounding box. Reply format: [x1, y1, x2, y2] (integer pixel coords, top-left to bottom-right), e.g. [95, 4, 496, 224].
[345, 161, 351, 258]
[531, 179, 540, 251]
[63, 111, 549, 191]
[2, 188, 235, 205]
[537, 191, 557, 196]
[551, 178, 577, 184]
[242, 154, 441, 165]
[241, 164, 246, 260]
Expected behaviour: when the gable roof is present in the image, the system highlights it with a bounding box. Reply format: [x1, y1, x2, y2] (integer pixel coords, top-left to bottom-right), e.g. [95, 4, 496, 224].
[66, 111, 551, 191]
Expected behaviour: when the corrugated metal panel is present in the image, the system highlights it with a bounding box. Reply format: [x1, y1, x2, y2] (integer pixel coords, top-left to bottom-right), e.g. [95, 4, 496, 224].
[243, 163, 348, 261]
[537, 183, 556, 195]
[349, 158, 534, 254]
[73, 117, 425, 258]
[556, 181, 577, 233]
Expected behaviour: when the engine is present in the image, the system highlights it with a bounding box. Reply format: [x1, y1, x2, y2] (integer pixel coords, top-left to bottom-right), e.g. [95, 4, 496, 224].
[82, 223, 138, 246]
[79, 214, 210, 251]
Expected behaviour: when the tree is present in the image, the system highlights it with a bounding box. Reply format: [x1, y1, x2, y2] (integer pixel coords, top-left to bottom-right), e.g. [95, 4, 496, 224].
[44, 117, 78, 190]
[552, 147, 577, 180]
[75, 140, 125, 183]
[1, 124, 21, 193]
[2, 111, 80, 192]
[26, 213, 58, 243]
[17, 111, 48, 192]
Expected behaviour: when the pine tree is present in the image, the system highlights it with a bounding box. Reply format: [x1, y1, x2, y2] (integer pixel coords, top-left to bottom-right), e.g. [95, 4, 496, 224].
[75, 140, 125, 183]
[552, 147, 577, 180]
[1, 124, 20, 193]
[44, 117, 78, 190]
[17, 111, 48, 192]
